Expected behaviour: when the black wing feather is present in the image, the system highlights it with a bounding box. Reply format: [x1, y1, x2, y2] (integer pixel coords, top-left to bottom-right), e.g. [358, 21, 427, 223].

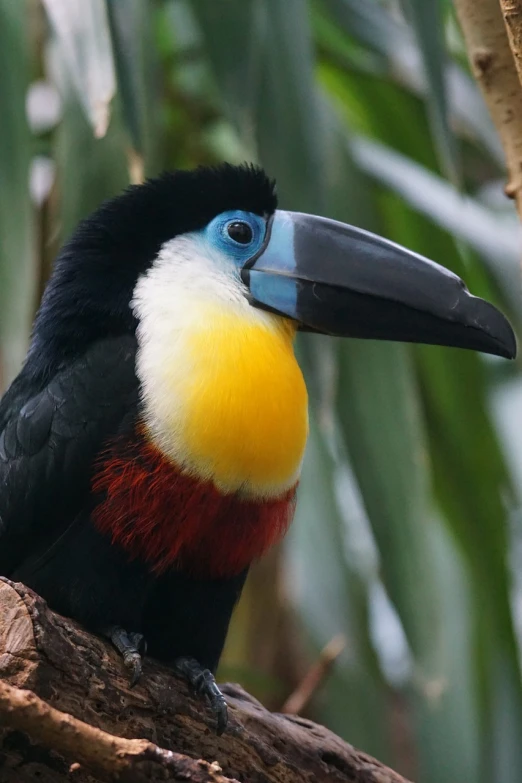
[0, 335, 139, 575]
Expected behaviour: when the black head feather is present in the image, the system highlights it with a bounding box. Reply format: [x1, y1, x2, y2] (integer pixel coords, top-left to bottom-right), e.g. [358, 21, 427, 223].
[28, 163, 277, 379]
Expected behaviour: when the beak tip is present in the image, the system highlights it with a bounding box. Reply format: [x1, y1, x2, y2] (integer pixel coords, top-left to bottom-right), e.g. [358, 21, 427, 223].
[470, 297, 517, 360]
[496, 343, 517, 360]
[504, 336, 517, 360]
[505, 332, 517, 359]
[485, 329, 517, 360]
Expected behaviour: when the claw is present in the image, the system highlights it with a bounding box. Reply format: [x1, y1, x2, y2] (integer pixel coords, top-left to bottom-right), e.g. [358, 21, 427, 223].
[173, 657, 229, 734]
[128, 632, 147, 658]
[212, 694, 228, 736]
[123, 650, 143, 687]
[105, 626, 146, 687]
[195, 670, 228, 735]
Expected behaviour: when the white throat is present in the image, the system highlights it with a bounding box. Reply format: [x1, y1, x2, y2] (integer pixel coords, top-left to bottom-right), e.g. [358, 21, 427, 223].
[131, 234, 308, 498]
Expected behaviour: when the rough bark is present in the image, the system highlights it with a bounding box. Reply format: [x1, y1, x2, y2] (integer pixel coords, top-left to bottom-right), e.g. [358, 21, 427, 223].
[500, 0, 522, 89]
[454, 0, 522, 216]
[0, 578, 411, 783]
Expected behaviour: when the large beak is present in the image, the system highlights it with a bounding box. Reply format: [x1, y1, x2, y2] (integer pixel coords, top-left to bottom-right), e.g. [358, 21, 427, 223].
[241, 210, 517, 359]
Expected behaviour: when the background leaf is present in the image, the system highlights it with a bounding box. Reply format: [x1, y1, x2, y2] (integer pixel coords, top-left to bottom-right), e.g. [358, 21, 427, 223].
[106, 0, 160, 177]
[0, 0, 35, 385]
[397, 0, 460, 183]
[41, 0, 116, 137]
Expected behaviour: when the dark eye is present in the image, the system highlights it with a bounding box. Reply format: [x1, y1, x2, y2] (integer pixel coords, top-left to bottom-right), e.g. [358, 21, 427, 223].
[227, 221, 253, 244]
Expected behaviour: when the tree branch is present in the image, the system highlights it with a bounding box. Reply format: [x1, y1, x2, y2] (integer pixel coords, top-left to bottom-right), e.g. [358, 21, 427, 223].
[499, 0, 522, 89]
[0, 578, 412, 783]
[281, 634, 345, 715]
[0, 680, 234, 783]
[454, 0, 522, 217]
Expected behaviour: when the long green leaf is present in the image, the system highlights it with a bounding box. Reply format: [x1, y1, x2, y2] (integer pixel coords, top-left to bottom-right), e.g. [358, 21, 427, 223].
[106, 0, 160, 174]
[398, 0, 460, 183]
[289, 403, 392, 762]
[337, 339, 438, 662]
[49, 34, 128, 240]
[335, 336, 489, 782]
[187, 0, 260, 142]
[378, 191, 522, 781]
[319, 0, 410, 55]
[412, 520, 481, 783]
[191, 0, 326, 211]
[419, 347, 522, 781]
[0, 0, 35, 386]
[320, 0, 503, 165]
[251, 0, 326, 211]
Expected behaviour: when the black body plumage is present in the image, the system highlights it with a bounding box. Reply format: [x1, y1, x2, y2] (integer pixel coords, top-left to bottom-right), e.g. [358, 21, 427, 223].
[0, 164, 276, 689]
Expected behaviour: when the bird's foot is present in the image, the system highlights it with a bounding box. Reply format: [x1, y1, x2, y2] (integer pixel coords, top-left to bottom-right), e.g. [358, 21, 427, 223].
[172, 656, 228, 735]
[106, 626, 147, 687]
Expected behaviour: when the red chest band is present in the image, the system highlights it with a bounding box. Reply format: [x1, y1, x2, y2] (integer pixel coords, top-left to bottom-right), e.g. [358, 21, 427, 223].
[92, 434, 297, 579]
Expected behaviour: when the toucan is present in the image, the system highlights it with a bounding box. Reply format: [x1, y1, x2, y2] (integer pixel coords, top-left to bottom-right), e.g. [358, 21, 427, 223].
[0, 163, 516, 733]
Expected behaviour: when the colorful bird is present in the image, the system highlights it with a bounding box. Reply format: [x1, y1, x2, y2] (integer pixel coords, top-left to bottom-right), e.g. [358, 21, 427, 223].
[0, 163, 516, 732]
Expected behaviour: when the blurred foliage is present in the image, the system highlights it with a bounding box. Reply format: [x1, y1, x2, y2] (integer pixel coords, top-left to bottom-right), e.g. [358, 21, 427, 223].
[1, 1, 522, 781]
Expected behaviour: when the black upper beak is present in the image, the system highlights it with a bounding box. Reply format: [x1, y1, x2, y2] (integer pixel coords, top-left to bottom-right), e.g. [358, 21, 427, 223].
[241, 210, 517, 359]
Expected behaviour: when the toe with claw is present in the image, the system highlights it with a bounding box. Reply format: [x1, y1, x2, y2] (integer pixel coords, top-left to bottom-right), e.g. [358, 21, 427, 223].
[173, 656, 228, 734]
[106, 626, 147, 687]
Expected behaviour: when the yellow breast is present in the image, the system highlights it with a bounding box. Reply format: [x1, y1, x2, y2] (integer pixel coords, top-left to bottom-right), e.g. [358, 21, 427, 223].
[145, 304, 309, 498]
